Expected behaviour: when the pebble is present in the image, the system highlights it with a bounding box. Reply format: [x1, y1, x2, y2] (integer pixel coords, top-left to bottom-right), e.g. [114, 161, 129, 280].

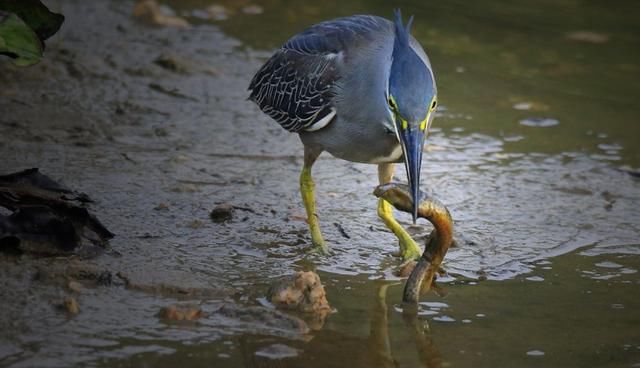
[159, 305, 203, 321]
[210, 203, 234, 222]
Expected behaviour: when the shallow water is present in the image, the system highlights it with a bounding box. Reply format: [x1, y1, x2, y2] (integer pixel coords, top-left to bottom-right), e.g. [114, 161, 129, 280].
[0, 0, 639, 367]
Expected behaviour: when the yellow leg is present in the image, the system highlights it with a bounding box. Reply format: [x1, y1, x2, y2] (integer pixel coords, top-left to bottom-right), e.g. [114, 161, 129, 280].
[377, 164, 422, 261]
[300, 148, 328, 253]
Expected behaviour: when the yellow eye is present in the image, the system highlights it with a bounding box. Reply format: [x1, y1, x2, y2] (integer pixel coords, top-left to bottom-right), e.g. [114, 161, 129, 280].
[430, 99, 437, 111]
[388, 95, 397, 110]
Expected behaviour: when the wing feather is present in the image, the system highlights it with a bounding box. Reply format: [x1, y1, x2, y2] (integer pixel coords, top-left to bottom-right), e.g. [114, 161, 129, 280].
[249, 15, 389, 133]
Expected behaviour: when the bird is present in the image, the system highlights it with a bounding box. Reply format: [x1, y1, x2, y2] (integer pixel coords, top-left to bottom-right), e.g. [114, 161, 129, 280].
[248, 9, 438, 261]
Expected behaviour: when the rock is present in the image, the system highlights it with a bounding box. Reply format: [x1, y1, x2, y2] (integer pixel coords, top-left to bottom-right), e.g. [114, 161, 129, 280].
[159, 304, 204, 321]
[210, 203, 234, 223]
[63, 297, 79, 314]
[154, 203, 169, 211]
[267, 271, 331, 314]
[132, 0, 189, 28]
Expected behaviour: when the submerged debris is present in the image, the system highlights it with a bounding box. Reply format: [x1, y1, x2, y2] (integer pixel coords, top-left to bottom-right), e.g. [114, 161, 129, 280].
[159, 304, 204, 321]
[0, 168, 114, 256]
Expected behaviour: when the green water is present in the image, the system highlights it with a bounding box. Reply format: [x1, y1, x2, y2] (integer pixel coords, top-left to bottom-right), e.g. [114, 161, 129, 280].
[98, 250, 640, 368]
[171, 0, 640, 166]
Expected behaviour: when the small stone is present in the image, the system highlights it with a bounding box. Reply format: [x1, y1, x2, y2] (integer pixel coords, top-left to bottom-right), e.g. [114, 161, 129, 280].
[64, 297, 80, 314]
[154, 203, 169, 211]
[210, 203, 234, 223]
[159, 305, 204, 321]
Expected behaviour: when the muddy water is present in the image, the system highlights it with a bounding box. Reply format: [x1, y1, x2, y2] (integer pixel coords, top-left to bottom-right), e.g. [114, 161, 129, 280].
[0, 0, 639, 367]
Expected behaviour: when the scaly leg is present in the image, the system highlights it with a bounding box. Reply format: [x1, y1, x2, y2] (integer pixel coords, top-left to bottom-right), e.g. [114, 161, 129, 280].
[377, 163, 422, 261]
[300, 147, 328, 253]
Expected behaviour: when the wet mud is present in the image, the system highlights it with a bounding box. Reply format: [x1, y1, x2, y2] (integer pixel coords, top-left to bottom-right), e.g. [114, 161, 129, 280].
[0, 0, 639, 367]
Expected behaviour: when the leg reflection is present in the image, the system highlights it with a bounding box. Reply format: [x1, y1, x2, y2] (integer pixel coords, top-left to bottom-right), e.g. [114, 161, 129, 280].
[370, 283, 443, 368]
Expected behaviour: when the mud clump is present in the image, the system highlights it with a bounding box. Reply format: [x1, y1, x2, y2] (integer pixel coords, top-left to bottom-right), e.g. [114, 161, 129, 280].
[159, 304, 204, 321]
[210, 203, 234, 223]
[63, 297, 79, 315]
[132, 0, 189, 28]
[267, 271, 331, 314]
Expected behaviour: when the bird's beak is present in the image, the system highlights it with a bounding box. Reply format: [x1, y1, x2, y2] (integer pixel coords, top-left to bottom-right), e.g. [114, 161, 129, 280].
[399, 125, 426, 224]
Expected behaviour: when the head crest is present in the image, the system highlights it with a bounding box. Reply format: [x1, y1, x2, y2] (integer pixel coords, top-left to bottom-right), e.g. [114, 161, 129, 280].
[393, 9, 415, 45]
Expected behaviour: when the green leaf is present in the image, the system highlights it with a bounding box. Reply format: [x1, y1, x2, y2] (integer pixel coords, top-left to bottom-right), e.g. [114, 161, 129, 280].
[0, 0, 64, 42]
[0, 10, 43, 66]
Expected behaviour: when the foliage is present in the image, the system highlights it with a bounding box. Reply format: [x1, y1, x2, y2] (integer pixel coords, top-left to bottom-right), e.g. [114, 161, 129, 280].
[0, 0, 64, 66]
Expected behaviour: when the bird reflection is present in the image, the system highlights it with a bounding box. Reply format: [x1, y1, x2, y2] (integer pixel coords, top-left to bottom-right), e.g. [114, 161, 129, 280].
[369, 282, 442, 368]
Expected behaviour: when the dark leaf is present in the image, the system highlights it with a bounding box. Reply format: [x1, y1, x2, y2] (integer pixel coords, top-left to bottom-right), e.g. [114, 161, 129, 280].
[0, 10, 42, 65]
[0, 0, 64, 42]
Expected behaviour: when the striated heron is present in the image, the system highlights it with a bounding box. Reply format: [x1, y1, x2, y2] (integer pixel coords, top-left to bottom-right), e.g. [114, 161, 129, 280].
[249, 10, 437, 260]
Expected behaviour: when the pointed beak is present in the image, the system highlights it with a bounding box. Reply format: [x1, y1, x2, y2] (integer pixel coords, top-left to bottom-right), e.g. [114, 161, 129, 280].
[399, 125, 426, 223]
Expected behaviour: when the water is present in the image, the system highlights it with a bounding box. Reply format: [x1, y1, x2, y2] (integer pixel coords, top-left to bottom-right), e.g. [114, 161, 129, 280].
[0, 0, 639, 367]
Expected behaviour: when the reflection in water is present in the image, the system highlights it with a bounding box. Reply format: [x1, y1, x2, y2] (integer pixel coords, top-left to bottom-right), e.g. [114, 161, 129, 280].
[370, 283, 442, 368]
[370, 283, 395, 367]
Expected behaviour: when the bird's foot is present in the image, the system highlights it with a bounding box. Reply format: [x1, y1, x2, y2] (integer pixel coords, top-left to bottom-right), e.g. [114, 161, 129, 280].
[398, 236, 422, 262]
[306, 224, 329, 255]
[308, 240, 330, 255]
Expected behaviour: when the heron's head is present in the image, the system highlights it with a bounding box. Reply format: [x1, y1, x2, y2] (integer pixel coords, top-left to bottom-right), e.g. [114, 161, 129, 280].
[387, 9, 437, 223]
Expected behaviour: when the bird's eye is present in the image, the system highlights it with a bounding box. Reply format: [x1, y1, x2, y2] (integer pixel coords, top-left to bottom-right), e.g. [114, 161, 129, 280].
[430, 99, 437, 111]
[388, 96, 397, 110]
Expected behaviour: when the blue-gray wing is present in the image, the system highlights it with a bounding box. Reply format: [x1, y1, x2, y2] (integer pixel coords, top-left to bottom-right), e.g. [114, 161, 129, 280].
[249, 15, 389, 133]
